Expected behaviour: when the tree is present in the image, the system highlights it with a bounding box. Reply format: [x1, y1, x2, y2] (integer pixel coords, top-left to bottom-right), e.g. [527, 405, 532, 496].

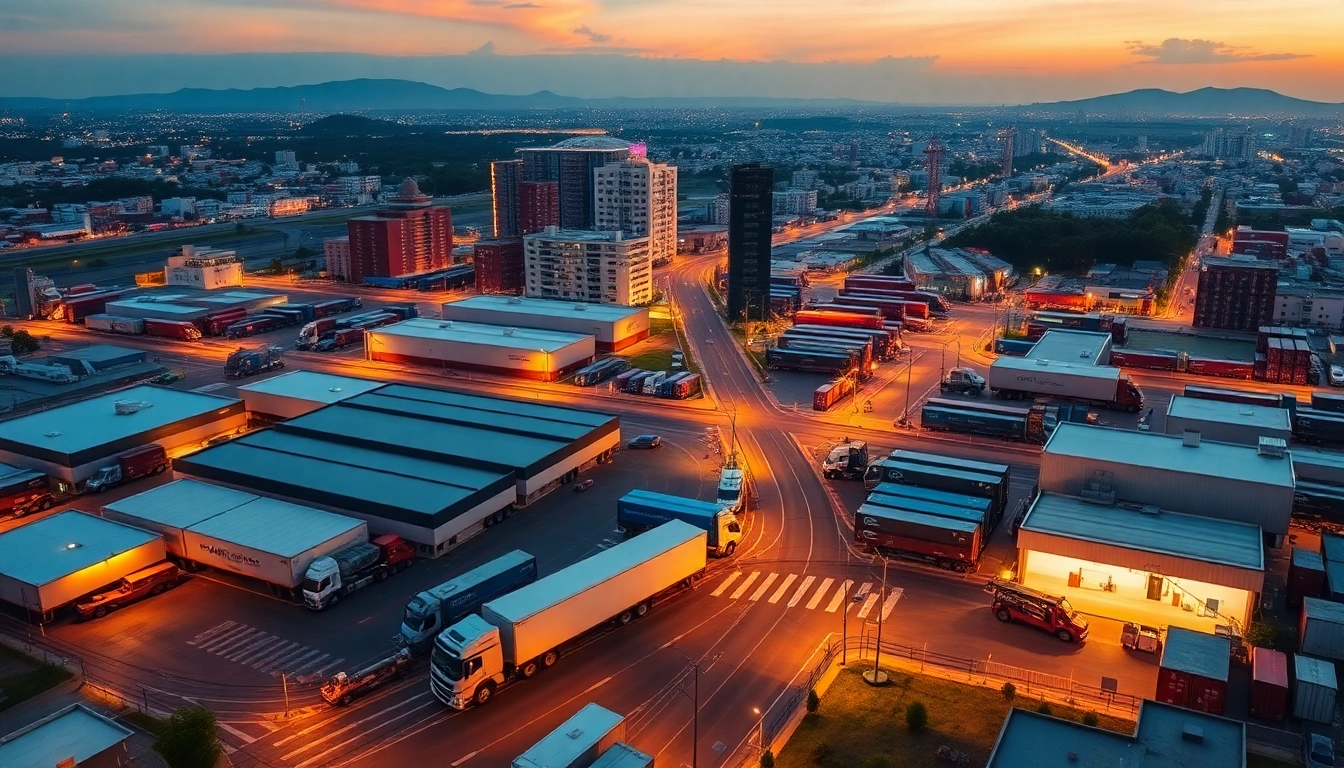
[1001, 682, 1017, 701]
[153, 704, 222, 768]
[10, 330, 40, 355]
[905, 701, 928, 733]
[759, 749, 774, 768]
[1082, 711, 1099, 727]
[806, 688, 820, 713]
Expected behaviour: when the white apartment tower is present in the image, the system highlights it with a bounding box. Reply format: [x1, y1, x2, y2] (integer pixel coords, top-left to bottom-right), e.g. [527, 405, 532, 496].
[594, 157, 678, 266]
[524, 228, 653, 306]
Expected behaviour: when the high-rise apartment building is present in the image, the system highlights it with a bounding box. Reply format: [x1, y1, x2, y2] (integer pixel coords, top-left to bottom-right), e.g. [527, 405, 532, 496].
[594, 157, 678, 267]
[727, 163, 774, 322]
[519, 137, 632, 229]
[1203, 127, 1257, 162]
[323, 236, 351, 280]
[709, 194, 731, 225]
[1192, 256, 1278, 331]
[524, 227, 653, 306]
[490, 159, 523, 238]
[274, 150, 298, 169]
[519, 181, 560, 235]
[345, 179, 453, 283]
[473, 238, 525, 295]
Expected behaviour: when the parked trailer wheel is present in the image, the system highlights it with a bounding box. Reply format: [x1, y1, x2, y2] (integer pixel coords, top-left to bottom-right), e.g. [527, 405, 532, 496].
[953, 562, 970, 573]
[635, 602, 650, 618]
[995, 608, 1012, 623]
[150, 583, 165, 595]
[327, 594, 339, 608]
[724, 542, 737, 557]
[618, 609, 634, 626]
[493, 510, 505, 525]
[520, 660, 539, 679]
[94, 605, 109, 619]
[339, 694, 352, 706]
[541, 650, 559, 668]
[153, 464, 167, 475]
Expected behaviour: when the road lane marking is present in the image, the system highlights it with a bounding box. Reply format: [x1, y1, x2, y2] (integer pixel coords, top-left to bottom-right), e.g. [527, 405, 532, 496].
[768, 574, 796, 604]
[234, 635, 288, 663]
[290, 653, 330, 676]
[787, 576, 815, 607]
[583, 675, 612, 694]
[288, 700, 441, 767]
[749, 573, 778, 602]
[450, 752, 478, 766]
[253, 641, 301, 669]
[201, 626, 258, 653]
[806, 578, 834, 610]
[310, 657, 345, 678]
[711, 572, 741, 597]
[881, 588, 904, 621]
[277, 649, 324, 676]
[217, 722, 257, 745]
[824, 580, 854, 613]
[730, 571, 759, 600]
[207, 627, 262, 655]
[188, 621, 236, 646]
[857, 592, 879, 619]
[227, 635, 284, 662]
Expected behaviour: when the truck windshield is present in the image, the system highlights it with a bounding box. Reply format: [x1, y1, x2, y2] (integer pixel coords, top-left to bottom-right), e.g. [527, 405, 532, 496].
[431, 645, 464, 681]
[1059, 597, 1078, 619]
[863, 464, 882, 483]
[301, 577, 327, 594]
[403, 601, 430, 632]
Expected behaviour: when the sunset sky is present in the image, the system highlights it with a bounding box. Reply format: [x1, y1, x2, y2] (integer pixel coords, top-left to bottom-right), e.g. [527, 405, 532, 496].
[3, 0, 1342, 101]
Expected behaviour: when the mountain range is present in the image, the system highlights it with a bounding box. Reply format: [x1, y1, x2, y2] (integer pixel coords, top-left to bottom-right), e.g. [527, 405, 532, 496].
[1, 79, 1340, 116]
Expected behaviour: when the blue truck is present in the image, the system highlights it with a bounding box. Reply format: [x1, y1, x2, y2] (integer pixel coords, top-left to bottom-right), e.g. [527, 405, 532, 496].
[617, 490, 743, 558]
[396, 550, 537, 655]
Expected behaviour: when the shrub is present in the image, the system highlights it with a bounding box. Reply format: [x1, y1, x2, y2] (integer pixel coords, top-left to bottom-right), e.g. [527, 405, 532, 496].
[760, 749, 775, 768]
[811, 742, 833, 764]
[806, 688, 820, 714]
[152, 704, 222, 768]
[906, 700, 928, 733]
[1001, 682, 1016, 701]
[1036, 702, 1053, 716]
[1082, 711, 1099, 727]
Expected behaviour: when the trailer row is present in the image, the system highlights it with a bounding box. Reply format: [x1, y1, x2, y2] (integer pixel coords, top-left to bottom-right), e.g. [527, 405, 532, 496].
[611, 368, 701, 399]
[83, 297, 366, 341]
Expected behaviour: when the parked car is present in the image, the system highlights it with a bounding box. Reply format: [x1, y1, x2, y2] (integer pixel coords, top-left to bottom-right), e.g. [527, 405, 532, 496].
[574, 479, 594, 492]
[1330, 366, 1344, 387]
[75, 562, 181, 620]
[1306, 734, 1336, 768]
[628, 434, 662, 449]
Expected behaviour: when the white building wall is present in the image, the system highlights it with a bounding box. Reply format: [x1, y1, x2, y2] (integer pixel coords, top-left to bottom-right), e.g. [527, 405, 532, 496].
[593, 159, 678, 266]
[324, 237, 351, 280]
[523, 231, 653, 305]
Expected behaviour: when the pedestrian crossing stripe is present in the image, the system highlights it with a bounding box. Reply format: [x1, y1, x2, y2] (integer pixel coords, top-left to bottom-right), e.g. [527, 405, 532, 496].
[768, 574, 797, 604]
[729, 572, 759, 600]
[188, 621, 344, 680]
[787, 576, 815, 607]
[711, 572, 904, 617]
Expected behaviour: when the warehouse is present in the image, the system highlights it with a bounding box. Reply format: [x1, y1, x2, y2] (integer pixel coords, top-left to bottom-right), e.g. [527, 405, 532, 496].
[0, 385, 246, 488]
[102, 478, 259, 558]
[1040, 423, 1295, 543]
[237, 370, 386, 421]
[173, 385, 619, 556]
[1017, 493, 1264, 632]
[1025, 330, 1112, 366]
[103, 296, 212, 321]
[441, 295, 651, 352]
[48, 344, 148, 374]
[366, 318, 595, 381]
[1164, 395, 1292, 448]
[0, 511, 167, 619]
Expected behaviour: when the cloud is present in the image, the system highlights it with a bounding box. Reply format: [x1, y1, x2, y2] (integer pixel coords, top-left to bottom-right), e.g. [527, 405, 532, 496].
[503, 2, 540, 6]
[1128, 38, 1309, 65]
[572, 25, 611, 44]
[468, 41, 496, 55]
[465, 0, 540, 6]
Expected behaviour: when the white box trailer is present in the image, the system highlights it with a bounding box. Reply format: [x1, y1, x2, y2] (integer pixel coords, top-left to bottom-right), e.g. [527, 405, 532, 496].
[989, 356, 1122, 402]
[101, 479, 259, 559]
[513, 703, 625, 768]
[85, 314, 145, 335]
[181, 498, 368, 589]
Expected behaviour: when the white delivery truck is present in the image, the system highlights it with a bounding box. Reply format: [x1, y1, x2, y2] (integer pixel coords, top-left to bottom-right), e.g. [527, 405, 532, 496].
[513, 703, 625, 768]
[988, 356, 1144, 412]
[431, 520, 707, 709]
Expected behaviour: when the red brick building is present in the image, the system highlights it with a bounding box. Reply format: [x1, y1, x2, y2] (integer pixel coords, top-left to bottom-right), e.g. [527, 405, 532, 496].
[518, 181, 560, 235]
[473, 238, 524, 295]
[345, 179, 453, 282]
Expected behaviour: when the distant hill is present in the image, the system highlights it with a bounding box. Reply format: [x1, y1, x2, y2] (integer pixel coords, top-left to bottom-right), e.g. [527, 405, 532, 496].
[1028, 87, 1344, 117]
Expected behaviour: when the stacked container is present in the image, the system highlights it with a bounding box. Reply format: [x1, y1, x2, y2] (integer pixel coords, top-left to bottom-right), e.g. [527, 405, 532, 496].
[1250, 647, 1289, 721]
[1300, 597, 1344, 661]
[1255, 326, 1314, 384]
[1288, 547, 1327, 607]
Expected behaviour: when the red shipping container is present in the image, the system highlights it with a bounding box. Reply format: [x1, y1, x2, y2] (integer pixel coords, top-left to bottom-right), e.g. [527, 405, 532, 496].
[1186, 358, 1254, 379]
[1250, 647, 1289, 721]
[1157, 627, 1230, 715]
[1266, 337, 1282, 363]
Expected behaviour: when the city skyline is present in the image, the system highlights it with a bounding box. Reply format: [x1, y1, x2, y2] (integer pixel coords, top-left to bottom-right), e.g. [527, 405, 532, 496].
[2, 0, 1342, 102]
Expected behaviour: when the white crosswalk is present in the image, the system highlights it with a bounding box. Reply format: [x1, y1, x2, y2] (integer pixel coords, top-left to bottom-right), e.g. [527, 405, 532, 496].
[189, 621, 344, 681]
[709, 571, 904, 618]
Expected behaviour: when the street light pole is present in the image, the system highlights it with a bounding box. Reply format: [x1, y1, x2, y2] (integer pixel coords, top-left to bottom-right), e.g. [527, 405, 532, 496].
[841, 586, 863, 665]
[752, 707, 765, 755]
[864, 557, 890, 686]
[900, 357, 914, 426]
[671, 647, 712, 768]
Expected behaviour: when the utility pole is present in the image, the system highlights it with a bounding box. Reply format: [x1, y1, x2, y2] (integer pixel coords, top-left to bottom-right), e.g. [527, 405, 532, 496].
[864, 557, 890, 686]
[671, 648, 717, 768]
[900, 357, 914, 426]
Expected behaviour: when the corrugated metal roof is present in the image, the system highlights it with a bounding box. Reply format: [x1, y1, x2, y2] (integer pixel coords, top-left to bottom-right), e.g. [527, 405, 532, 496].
[188, 498, 364, 558]
[1304, 596, 1344, 625]
[993, 355, 1120, 381]
[1294, 547, 1325, 572]
[1295, 653, 1337, 688]
[0, 511, 161, 586]
[103, 479, 257, 529]
[237, 371, 385, 404]
[346, 393, 592, 441]
[1160, 627, 1231, 681]
[373, 384, 615, 429]
[1166, 396, 1291, 431]
[1021, 493, 1263, 573]
[0, 385, 240, 456]
[1026, 330, 1111, 365]
[445, 295, 645, 323]
[370, 317, 591, 352]
[0, 704, 132, 767]
[1043, 423, 1295, 488]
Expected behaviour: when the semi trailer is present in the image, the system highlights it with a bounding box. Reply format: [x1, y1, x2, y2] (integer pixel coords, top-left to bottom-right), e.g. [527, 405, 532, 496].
[988, 356, 1143, 412]
[84, 444, 168, 493]
[396, 550, 538, 655]
[854, 503, 980, 571]
[301, 534, 416, 610]
[616, 489, 743, 558]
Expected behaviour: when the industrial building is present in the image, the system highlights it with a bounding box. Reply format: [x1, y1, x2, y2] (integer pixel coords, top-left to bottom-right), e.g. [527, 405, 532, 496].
[1017, 493, 1263, 632]
[173, 384, 621, 556]
[1026, 330, 1112, 366]
[1040, 423, 1295, 542]
[523, 227, 654, 306]
[0, 511, 167, 618]
[1193, 256, 1278, 332]
[164, 245, 243, 290]
[440, 295, 650, 352]
[0, 704, 135, 768]
[987, 700, 1245, 768]
[237, 370, 386, 421]
[103, 289, 287, 322]
[1163, 396, 1293, 448]
[366, 318, 595, 381]
[0, 385, 245, 488]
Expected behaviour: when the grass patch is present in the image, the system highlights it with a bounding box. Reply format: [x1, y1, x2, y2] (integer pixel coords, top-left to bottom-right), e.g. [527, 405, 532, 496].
[777, 666, 1132, 768]
[0, 645, 74, 713]
[123, 709, 167, 735]
[623, 317, 700, 376]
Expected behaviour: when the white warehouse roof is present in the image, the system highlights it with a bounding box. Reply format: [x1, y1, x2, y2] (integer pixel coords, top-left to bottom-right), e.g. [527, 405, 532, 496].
[238, 370, 386, 419]
[1043, 423, 1294, 488]
[0, 510, 162, 588]
[1166, 396, 1291, 433]
[103, 478, 258, 530]
[0, 704, 133, 768]
[444, 295, 645, 324]
[188, 498, 365, 559]
[371, 317, 592, 352]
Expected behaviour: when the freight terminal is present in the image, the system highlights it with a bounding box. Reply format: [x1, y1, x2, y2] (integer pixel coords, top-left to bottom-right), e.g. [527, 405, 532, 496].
[365, 318, 596, 381]
[440, 295, 651, 352]
[0, 385, 246, 490]
[173, 380, 621, 556]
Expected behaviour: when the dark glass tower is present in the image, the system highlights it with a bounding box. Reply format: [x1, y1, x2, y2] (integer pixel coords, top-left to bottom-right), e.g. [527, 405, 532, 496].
[727, 163, 774, 322]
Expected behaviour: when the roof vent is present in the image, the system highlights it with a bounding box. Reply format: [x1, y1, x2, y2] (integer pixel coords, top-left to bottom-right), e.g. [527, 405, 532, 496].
[1067, 752, 1078, 762]
[43, 431, 62, 438]
[114, 400, 154, 415]
[503, 328, 516, 336]
[565, 727, 585, 740]
[1139, 505, 1161, 516]
[438, 322, 452, 329]
[1258, 436, 1286, 459]
[575, 303, 588, 311]
[328, 387, 343, 393]
[1181, 724, 1204, 744]
[1182, 430, 1201, 448]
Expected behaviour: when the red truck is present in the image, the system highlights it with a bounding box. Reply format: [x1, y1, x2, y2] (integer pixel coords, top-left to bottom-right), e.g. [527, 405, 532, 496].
[143, 318, 202, 341]
[85, 444, 168, 493]
[0, 466, 53, 518]
[197, 307, 248, 336]
[987, 579, 1089, 643]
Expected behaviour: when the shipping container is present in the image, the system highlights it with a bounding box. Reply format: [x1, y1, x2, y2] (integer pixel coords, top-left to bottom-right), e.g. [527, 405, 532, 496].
[1300, 597, 1344, 661]
[1293, 653, 1338, 724]
[765, 347, 855, 375]
[844, 275, 916, 293]
[776, 337, 866, 370]
[198, 307, 248, 336]
[889, 450, 1010, 524]
[1109, 349, 1180, 372]
[1322, 532, 1344, 564]
[1288, 548, 1327, 607]
[1313, 392, 1344, 414]
[85, 314, 145, 335]
[1156, 627, 1230, 715]
[1250, 647, 1289, 721]
[832, 293, 930, 320]
[869, 482, 993, 519]
[853, 503, 980, 571]
[865, 492, 987, 536]
[813, 377, 854, 412]
[1185, 358, 1254, 379]
[793, 309, 885, 331]
[143, 318, 202, 341]
[1295, 409, 1344, 446]
[671, 373, 700, 399]
[224, 315, 284, 339]
[791, 324, 895, 359]
[1329, 559, 1344, 603]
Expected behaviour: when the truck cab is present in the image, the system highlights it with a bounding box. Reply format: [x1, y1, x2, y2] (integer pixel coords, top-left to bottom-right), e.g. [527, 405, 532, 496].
[989, 580, 1089, 643]
[431, 614, 509, 708]
[941, 367, 986, 396]
[302, 534, 414, 610]
[717, 467, 746, 513]
[822, 440, 869, 480]
[1118, 376, 1144, 411]
[85, 444, 168, 493]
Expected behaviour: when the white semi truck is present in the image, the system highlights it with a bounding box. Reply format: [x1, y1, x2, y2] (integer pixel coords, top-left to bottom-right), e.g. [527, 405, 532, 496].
[988, 356, 1143, 412]
[430, 520, 707, 709]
